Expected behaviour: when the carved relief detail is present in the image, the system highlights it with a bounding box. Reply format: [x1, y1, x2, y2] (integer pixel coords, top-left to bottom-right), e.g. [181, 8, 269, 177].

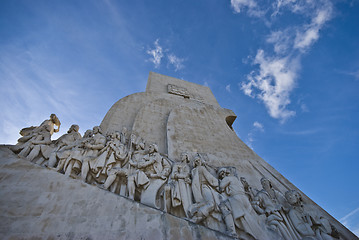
[10, 115, 343, 240]
[167, 84, 190, 98]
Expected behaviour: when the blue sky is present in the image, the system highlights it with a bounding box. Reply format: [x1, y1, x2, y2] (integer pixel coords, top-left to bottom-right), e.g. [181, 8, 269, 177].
[0, 0, 358, 236]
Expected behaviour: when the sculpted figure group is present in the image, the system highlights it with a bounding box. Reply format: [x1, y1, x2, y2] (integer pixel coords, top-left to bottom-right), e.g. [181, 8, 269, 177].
[11, 114, 343, 240]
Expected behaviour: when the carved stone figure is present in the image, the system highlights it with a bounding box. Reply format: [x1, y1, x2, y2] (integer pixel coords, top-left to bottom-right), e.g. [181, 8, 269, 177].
[119, 127, 128, 145]
[39, 113, 61, 135]
[188, 154, 222, 229]
[94, 131, 117, 174]
[219, 168, 266, 240]
[141, 144, 171, 180]
[315, 216, 338, 240]
[139, 144, 171, 208]
[15, 114, 61, 163]
[47, 124, 81, 168]
[240, 177, 257, 202]
[80, 126, 107, 183]
[285, 190, 335, 240]
[101, 131, 129, 194]
[164, 152, 192, 217]
[102, 162, 128, 194]
[56, 129, 93, 176]
[127, 141, 150, 200]
[95, 131, 128, 181]
[217, 193, 238, 238]
[286, 189, 318, 239]
[253, 178, 298, 240]
[14, 114, 61, 150]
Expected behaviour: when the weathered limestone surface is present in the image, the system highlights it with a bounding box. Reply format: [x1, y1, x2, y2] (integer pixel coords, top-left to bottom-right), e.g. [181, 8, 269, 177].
[0, 146, 232, 240]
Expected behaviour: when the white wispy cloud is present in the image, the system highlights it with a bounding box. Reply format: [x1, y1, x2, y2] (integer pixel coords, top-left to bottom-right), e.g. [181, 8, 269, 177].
[237, 0, 333, 122]
[230, 0, 264, 17]
[225, 84, 231, 93]
[146, 39, 185, 71]
[147, 39, 164, 68]
[266, 29, 292, 55]
[241, 50, 298, 122]
[231, 0, 256, 13]
[168, 54, 185, 71]
[246, 121, 264, 149]
[294, 6, 333, 51]
[253, 121, 264, 132]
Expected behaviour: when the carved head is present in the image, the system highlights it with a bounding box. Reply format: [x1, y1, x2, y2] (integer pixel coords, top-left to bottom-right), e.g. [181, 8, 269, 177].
[148, 143, 158, 153]
[114, 131, 121, 139]
[105, 131, 115, 141]
[135, 141, 145, 150]
[180, 152, 190, 163]
[218, 168, 229, 179]
[68, 124, 79, 133]
[285, 190, 302, 206]
[130, 133, 137, 142]
[260, 177, 272, 189]
[121, 127, 127, 134]
[50, 114, 61, 127]
[83, 129, 93, 138]
[92, 126, 102, 134]
[193, 154, 203, 167]
[240, 177, 249, 187]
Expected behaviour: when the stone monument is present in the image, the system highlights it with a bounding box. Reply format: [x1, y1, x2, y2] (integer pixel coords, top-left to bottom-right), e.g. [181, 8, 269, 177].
[0, 72, 357, 239]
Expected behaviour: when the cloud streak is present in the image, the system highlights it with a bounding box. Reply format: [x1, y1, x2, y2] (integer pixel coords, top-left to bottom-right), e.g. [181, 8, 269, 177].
[337, 69, 359, 81]
[281, 128, 322, 136]
[340, 207, 359, 237]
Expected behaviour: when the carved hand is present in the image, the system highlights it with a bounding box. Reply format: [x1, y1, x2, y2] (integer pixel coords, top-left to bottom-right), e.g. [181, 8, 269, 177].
[185, 178, 191, 184]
